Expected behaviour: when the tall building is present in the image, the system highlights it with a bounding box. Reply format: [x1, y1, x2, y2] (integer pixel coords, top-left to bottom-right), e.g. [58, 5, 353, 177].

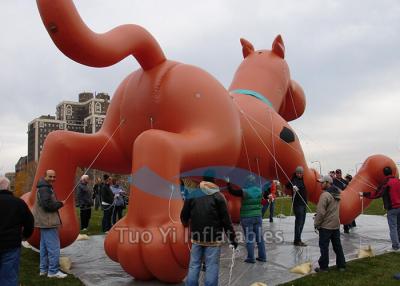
[27, 92, 110, 162]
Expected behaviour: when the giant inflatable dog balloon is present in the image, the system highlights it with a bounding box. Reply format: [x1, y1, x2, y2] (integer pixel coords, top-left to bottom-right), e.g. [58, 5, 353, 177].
[22, 0, 397, 283]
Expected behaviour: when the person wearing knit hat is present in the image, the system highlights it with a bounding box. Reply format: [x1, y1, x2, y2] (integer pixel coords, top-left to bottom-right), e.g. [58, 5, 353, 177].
[227, 175, 267, 263]
[286, 166, 308, 246]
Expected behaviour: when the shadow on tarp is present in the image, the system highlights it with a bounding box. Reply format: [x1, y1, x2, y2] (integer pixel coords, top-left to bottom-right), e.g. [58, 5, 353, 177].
[60, 214, 393, 286]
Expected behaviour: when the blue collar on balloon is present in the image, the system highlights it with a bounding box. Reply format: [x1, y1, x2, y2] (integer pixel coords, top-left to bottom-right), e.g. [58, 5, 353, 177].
[230, 89, 273, 108]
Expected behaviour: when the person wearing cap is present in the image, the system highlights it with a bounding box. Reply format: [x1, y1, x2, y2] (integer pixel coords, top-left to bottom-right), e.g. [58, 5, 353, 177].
[181, 177, 238, 286]
[227, 175, 267, 263]
[100, 174, 114, 233]
[333, 169, 347, 191]
[314, 175, 346, 272]
[344, 174, 357, 228]
[362, 166, 400, 251]
[286, 166, 308, 246]
[333, 169, 353, 233]
[33, 170, 67, 278]
[77, 174, 93, 231]
[0, 176, 34, 286]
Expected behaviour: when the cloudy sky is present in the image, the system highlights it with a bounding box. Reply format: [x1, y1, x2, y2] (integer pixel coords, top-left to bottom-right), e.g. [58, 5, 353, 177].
[1, 0, 399, 175]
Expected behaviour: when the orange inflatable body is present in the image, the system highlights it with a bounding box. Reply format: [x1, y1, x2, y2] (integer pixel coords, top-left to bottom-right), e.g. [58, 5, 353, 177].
[22, 0, 397, 283]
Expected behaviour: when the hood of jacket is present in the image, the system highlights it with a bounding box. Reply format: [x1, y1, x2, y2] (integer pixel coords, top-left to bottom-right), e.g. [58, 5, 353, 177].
[199, 181, 220, 196]
[326, 185, 341, 201]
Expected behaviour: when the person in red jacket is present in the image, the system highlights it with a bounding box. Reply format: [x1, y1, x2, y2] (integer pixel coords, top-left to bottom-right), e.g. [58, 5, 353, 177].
[362, 166, 400, 251]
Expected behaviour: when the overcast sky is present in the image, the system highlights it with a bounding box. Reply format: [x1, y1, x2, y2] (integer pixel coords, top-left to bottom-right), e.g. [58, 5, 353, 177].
[1, 0, 399, 175]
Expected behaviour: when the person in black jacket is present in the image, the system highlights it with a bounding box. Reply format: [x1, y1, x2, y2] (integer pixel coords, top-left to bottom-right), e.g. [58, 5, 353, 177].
[181, 179, 238, 286]
[77, 175, 93, 231]
[100, 174, 114, 233]
[92, 177, 102, 210]
[333, 169, 353, 234]
[286, 166, 308, 246]
[0, 176, 34, 286]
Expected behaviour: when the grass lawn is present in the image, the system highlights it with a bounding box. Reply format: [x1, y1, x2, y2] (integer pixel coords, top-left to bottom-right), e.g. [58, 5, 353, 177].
[20, 208, 107, 285]
[279, 252, 400, 286]
[20, 247, 84, 286]
[20, 199, 387, 285]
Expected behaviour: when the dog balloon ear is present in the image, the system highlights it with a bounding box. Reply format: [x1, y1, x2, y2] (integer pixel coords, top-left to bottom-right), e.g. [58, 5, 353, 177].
[272, 35, 285, 59]
[240, 38, 255, 58]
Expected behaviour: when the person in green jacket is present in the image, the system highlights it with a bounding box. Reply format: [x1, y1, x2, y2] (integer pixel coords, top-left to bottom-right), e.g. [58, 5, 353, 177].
[227, 175, 266, 263]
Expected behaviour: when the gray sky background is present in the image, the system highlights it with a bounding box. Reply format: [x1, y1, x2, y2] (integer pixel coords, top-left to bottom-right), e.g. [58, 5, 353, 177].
[1, 0, 399, 176]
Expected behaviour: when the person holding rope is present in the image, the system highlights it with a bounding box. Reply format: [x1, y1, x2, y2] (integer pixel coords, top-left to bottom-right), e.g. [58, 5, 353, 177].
[227, 175, 267, 263]
[362, 166, 400, 251]
[33, 170, 67, 278]
[100, 174, 114, 233]
[286, 166, 308, 247]
[77, 175, 93, 231]
[181, 178, 238, 286]
[314, 175, 346, 272]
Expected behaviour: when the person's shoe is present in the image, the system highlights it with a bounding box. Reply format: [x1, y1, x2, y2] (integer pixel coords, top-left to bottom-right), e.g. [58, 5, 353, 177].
[314, 267, 328, 273]
[294, 241, 307, 247]
[338, 268, 346, 272]
[344, 229, 350, 234]
[386, 248, 400, 253]
[48, 271, 67, 278]
[39, 272, 47, 276]
[256, 257, 267, 262]
[244, 258, 256, 263]
[269, 218, 274, 223]
[81, 228, 88, 232]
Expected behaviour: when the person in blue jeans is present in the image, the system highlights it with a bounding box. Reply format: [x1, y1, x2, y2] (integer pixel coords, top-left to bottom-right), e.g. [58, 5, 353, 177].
[32, 170, 67, 279]
[0, 176, 34, 286]
[362, 166, 400, 251]
[110, 178, 126, 225]
[227, 175, 267, 263]
[181, 179, 238, 286]
[286, 166, 308, 247]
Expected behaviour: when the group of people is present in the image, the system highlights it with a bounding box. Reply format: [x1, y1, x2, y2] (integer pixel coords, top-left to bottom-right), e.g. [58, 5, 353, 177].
[0, 170, 128, 285]
[91, 174, 127, 233]
[329, 169, 356, 233]
[77, 173, 127, 233]
[1, 164, 400, 285]
[180, 165, 400, 284]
